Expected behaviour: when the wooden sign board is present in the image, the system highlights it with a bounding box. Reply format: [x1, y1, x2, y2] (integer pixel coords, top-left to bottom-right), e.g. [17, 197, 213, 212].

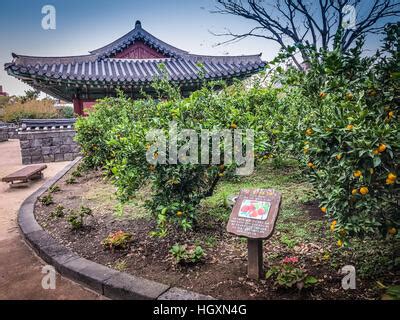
[227, 189, 281, 240]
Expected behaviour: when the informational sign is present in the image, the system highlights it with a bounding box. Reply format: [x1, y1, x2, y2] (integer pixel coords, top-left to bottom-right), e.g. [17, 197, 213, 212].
[227, 189, 281, 240]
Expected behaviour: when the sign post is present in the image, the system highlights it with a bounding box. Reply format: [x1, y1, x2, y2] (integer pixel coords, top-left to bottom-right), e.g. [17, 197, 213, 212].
[227, 189, 281, 280]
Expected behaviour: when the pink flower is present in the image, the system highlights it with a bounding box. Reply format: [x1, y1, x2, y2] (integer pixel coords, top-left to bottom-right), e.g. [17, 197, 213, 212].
[282, 256, 299, 264]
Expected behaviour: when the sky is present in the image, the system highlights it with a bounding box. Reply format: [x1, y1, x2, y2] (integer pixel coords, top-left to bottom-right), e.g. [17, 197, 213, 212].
[0, 0, 391, 97]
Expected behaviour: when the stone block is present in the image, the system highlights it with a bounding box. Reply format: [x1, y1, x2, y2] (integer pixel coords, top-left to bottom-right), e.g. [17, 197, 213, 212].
[54, 153, 64, 162]
[32, 139, 43, 148]
[20, 140, 31, 148]
[22, 156, 32, 165]
[29, 148, 43, 157]
[52, 137, 62, 146]
[51, 146, 61, 154]
[63, 153, 75, 161]
[31, 155, 44, 163]
[60, 145, 71, 153]
[103, 272, 169, 300]
[42, 146, 51, 155]
[158, 287, 215, 300]
[41, 138, 53, 147]
[43, 154, 55, 163]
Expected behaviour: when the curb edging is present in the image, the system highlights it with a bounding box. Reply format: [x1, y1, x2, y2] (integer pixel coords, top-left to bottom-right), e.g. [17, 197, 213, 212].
[18, 157, 214, 300]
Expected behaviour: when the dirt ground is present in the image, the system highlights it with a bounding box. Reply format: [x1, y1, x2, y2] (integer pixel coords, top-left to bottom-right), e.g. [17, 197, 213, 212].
[35, 162, 398, 300]
[0, 139, 103, 300]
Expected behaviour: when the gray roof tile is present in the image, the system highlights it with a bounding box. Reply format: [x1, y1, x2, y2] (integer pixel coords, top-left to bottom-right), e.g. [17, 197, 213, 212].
[5, 21, 265, 99]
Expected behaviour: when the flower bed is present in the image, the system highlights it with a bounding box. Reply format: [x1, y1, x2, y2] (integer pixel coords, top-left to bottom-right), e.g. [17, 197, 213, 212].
[34, 160, 398, 299]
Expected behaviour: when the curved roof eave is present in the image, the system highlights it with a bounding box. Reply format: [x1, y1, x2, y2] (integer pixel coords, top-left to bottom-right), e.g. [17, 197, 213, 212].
[89, 20, 189, 58]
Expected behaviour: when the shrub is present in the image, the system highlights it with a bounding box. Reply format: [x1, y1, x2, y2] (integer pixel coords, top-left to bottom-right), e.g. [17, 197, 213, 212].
[266, 257, 317, 289]
[0, 96, 10, 108]
[51, 205, 65, 218]
[48, 185, 61, 193]
[58, 106, 74, 118]
[39, 194, 53, 206]
[75, 78, 290, 232]
[271, 24, 400, 241]
[71, 170, 82, 178]
[74, 93, 136, 170]
[2, 99, 58, 123]
[102, 231, 133, 251]
[66, 177, 77, 184]
[67, 206, 92, 229]
[169, 244, 205, 264]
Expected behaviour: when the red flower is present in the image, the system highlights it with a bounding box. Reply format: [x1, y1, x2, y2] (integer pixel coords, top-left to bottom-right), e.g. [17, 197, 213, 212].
[282, 256, 299, 264]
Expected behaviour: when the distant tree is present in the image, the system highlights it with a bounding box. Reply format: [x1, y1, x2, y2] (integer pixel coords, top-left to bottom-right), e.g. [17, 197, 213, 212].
[213, 0, 400, 68]
[19, 89, 40, 103]
[0, 96, 10, 108]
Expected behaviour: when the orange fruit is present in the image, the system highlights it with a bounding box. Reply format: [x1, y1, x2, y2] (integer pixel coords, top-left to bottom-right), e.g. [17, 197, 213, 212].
[372, 149, 379, 155]
[305, 128, 313, 136]
[386, 178, 395, 185]
[330, 220, 337, 232]
[319, 92, 327, 98]
[388, 227, 397, 236]
[337, 239, 343, 247]
[388, 172, 397, 181]
[307, 162, 314, 168]
[336, 154, 342, 160]
[353, 170, 362, 178]
[176, 211, 183, 217]
[351, 189, 358, 196]
[230, 123, 238, 129]
[321, 207, 327, 213]
[388, 111, 394, 118]
[378, 143, 387, 153]
[346, 124, 354, 130]
[359, 186, 369, 195]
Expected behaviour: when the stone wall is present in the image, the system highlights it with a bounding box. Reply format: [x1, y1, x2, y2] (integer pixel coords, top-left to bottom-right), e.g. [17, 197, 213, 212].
[0, 126, 8, 142]
[19, 130, 80, 164]
[7, 124, 18, 139]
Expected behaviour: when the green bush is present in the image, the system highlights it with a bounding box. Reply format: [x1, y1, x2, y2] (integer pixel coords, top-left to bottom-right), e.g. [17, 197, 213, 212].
[39, 194, 54, 206]
[266, 257, 317, 289]
[51, 205, 65, 218]
[75, 24, 399, 242]
[76, 76, 298, 232]
[271, 24, 400, 241]
[58, 106, 74, 118]
[67, 206, 92, 229]
[169, 244, 205, 264]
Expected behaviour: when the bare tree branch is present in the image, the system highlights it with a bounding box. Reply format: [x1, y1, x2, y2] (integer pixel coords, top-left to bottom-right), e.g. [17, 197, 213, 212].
[212, 0, 400, 68]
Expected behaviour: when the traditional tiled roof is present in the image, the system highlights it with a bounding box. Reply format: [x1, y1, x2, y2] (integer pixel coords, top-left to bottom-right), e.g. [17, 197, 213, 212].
[5, 21, 266, 101]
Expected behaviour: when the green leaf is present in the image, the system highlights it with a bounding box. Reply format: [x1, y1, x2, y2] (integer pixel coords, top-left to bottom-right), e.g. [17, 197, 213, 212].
[373, 156, 382, 168]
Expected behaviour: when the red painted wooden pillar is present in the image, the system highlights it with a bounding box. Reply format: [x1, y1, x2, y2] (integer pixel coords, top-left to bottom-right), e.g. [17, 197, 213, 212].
[73, 98, 83, 116]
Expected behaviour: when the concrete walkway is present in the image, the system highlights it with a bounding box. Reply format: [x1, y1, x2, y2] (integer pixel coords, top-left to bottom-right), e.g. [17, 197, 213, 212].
[0, 140, 102, 299]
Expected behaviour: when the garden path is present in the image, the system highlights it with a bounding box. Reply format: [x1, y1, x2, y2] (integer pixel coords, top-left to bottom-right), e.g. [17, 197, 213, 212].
[0, 139, 102, 299]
